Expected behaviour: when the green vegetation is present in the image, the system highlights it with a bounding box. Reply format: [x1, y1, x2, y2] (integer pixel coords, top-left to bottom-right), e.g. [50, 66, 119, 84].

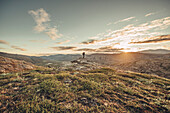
[0, 68, 169, 113]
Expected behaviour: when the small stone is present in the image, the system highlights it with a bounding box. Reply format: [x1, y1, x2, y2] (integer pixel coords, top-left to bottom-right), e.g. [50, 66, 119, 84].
[1, 90, 6, 94]
[104, 102, 108, 106]
[65, 103, 71, 109]
[64, 78, 72, 84]
[13, 87, 19, 90]
[33, 78, 38, 81]
[80, 98, 88, 104]
[8, 83, 12, 86]
[90, 98, 98, 106]
[1, 107, 6, 110]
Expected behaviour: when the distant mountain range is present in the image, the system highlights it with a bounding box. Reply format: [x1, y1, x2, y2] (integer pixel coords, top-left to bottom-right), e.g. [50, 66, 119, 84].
[40, 54, 81, 61]
[0, 52, 55, 66]
[139, 49, 170, 54]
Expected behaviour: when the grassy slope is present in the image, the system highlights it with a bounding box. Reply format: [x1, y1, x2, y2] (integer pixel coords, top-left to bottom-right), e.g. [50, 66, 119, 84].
[0, 68, 169, 113]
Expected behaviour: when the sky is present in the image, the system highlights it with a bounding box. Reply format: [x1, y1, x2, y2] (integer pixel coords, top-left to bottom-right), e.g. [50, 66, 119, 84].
[0, 0, 170, 56]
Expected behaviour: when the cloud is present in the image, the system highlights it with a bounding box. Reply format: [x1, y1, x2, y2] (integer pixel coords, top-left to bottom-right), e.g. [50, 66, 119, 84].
[56, 40, 70, 44]
[80, 39, 98, 45]
[51, 46, 77, 51]
[11, 46, 27, 51]
[80, 38, 111, 45]
[130, 34, 170, 44]
[0, 47, 5, 49]
[88, 36, 99, 39]
[0, 40, 27, 51]
[114, 16, 135, 24]
[145, 12, 156, 17]
[0, 40, 9, 45]
[163, 46, 170, 50]
[76, 48, 96, 52]
[34, 24, 47, 32]
[28, 8, 50, 32]
[29, 8, 62, 40]
[76, 46, 123, 53]
[97, 46, 123, 52]
[46, 28, 63, 40]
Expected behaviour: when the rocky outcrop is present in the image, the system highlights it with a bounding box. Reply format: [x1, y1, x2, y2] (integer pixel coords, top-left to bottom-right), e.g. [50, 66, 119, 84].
[0, 56, 35, 73]
[58, 58, 104, 71]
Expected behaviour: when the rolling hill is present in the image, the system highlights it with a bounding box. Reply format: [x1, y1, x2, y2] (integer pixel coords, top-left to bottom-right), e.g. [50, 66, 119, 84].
[0, 56, 36, 73]
[139, 49, 170, 54]
[0, 52, 57, 66]
[87, 52, 170, 78]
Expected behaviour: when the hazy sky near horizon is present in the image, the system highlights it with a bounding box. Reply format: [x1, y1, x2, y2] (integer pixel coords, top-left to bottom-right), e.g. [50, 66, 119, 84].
[0, 0, 170, 56]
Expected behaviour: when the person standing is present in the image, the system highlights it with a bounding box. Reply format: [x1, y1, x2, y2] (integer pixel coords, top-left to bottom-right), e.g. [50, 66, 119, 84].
[82, 52, 85, 58]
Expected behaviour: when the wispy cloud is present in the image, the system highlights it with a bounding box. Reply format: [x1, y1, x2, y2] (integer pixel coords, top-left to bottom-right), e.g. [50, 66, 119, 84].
[29, 8, 62, 40]
[76, 48, 96, 52]
[0, 47, 5, 49]
[88, 36, 99, 39]
[51, 46, 76, 51]
[80, 38, 112, 45]
[0, 40, 9, 45]
[0, 40, 27, 51]
[28, 8, 50, 32]
[76, 46, 123, 53]
[114, 16, 135, 24]
[97, 46, 123, 52]
[56, 40, 70, 44]
[11, 46, 27, 51]
[46, 28, 63, 40]
[163, 46, 170, 50]
[79, 16, 170, 52]
[145, 12, 156, 17]
[80, 39, 98, 45]
[130, 34, 170, 44]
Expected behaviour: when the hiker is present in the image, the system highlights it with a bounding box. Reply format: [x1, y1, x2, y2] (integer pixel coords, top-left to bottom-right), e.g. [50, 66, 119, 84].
[82, 52, 85, 58]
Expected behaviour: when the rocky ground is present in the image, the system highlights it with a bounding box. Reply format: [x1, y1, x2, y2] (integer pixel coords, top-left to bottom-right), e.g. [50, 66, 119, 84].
[114, 58, 170, 79]
[86, 53, 170, 79]
[59, 58, 105, 71]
